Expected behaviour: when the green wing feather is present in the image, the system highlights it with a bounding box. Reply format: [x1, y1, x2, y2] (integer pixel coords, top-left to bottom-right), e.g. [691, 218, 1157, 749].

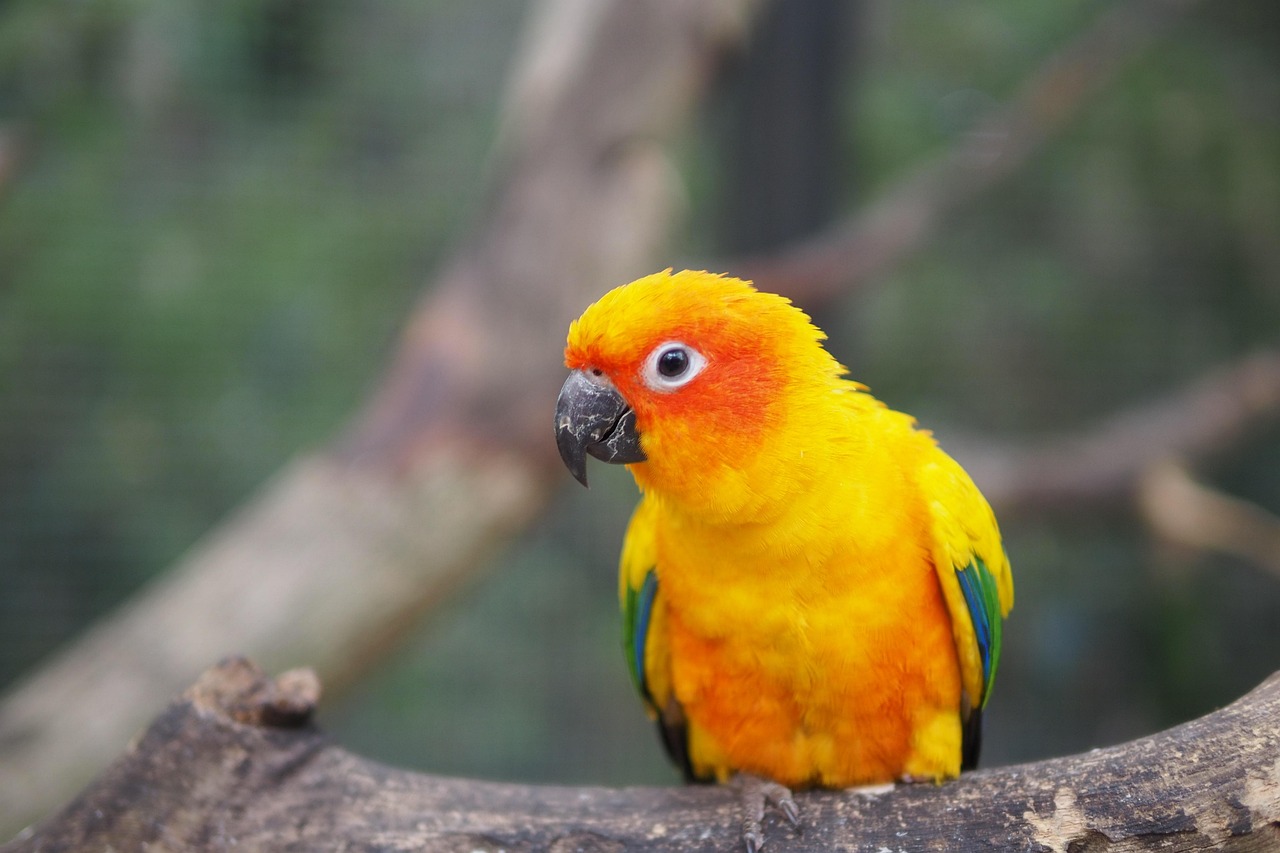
[920, 450, 1014, 716]
[955, 557, 1004, 706]
[618, 496, 698, 779]
[622, 570, 658, 704]
[619, 495, 665, 716]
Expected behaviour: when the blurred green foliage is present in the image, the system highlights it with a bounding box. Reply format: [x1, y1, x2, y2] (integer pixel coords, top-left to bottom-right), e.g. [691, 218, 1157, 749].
[2, 0, 1278, 787]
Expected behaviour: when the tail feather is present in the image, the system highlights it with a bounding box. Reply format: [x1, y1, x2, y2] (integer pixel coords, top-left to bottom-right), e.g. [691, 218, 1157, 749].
[961, 708, 983, 771]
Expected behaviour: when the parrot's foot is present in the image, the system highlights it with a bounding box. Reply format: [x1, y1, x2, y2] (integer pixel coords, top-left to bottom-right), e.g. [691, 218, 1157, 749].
[733, 773, 799, 853]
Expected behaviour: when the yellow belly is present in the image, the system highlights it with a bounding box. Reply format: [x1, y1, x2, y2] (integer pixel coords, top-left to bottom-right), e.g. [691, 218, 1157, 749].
[659, 532, 964, 787]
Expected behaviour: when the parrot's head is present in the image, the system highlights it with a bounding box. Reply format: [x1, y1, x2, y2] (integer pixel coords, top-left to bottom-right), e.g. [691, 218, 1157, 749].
[555, 269, 845, 512]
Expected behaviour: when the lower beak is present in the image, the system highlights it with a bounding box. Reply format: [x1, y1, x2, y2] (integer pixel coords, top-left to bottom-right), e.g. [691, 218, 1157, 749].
[554, 370, 645, 487]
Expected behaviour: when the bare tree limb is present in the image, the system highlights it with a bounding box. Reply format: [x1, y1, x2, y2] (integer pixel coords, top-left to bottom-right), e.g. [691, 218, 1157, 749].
[6, 658, 1279, 852]
[737, 0, 1204, 304]
[1140, 460, 1280, 580]
[953, 350, 1280, 517]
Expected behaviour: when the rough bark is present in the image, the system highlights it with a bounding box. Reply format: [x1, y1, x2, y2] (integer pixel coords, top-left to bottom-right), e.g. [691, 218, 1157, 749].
[5, 658, 1278, 852]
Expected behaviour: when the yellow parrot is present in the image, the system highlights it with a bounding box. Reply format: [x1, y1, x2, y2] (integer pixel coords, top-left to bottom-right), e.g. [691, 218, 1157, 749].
[554, 270, 1013, 851]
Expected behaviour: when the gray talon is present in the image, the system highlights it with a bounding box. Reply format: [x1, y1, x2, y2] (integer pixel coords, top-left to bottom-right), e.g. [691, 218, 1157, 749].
[734, 774, 800, 851]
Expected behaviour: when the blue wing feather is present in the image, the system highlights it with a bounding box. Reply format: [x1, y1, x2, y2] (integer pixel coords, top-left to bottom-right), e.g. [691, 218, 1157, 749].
[956, 557, 1003, 707]
[626, 570, 659, 705]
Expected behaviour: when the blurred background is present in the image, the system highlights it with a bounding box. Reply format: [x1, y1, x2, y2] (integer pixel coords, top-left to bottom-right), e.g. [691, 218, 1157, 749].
[2, 0, 1279, 799]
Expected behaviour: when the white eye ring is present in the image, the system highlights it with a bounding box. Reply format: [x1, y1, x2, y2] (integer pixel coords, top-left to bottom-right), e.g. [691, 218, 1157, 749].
[642, 341, 707, 391]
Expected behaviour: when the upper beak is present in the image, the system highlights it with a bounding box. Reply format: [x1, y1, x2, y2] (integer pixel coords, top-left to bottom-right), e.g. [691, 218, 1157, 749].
[554, 370, 645, 487]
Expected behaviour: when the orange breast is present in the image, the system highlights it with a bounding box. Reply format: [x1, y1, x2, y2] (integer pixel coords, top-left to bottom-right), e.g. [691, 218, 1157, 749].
[657, 489, 963, 787]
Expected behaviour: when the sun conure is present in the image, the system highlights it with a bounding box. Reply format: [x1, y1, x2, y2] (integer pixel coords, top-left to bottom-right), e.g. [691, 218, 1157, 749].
[554, 269, 1013, 852]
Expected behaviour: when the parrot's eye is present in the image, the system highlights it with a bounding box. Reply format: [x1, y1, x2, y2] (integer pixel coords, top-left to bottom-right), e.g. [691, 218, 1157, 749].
[643, 342, 706, 391]
[658, 349, 688, 377]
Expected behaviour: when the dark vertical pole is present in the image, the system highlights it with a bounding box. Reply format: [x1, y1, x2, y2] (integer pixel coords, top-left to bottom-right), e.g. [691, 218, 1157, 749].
[717, 0, 856, 255]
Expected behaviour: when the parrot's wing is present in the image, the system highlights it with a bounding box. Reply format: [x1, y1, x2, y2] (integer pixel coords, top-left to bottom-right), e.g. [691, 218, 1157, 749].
[919, 448, 1014, 767]
[620, 496, 661, 710]
[619, 495, 699, 780]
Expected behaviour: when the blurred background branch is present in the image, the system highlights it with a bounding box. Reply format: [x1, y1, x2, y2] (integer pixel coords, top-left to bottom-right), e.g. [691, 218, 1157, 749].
[739, 0, 1204, 303]
[958, 349, 1280, 516]
[1, 0, 1278, 841]
[1141, 458, 1280, 581]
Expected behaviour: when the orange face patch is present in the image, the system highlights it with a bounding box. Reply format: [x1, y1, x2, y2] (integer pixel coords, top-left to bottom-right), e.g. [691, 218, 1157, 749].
[564, 270, 836, 467]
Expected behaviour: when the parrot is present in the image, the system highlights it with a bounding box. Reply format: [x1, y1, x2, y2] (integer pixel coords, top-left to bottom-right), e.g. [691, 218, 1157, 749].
[554, 269, 1013, 852]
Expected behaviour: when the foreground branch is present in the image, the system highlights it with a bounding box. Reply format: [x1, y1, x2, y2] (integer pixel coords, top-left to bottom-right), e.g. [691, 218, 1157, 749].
[6, 658, 1279, 851]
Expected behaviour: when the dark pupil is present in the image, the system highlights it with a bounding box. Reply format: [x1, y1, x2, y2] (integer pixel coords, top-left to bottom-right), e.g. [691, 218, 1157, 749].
[658, 348, 689, 377]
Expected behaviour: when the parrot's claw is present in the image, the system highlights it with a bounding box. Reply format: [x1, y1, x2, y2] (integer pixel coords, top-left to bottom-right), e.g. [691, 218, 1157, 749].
[734, 773, 799, 853]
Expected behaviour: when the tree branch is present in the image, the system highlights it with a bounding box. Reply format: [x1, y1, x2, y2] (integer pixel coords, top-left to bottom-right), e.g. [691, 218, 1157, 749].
[5, 658, 1279, 852]
[953, 350, 1280, 517]
[1140, 460, 1280, 580]
[737, 0, 1203, 304]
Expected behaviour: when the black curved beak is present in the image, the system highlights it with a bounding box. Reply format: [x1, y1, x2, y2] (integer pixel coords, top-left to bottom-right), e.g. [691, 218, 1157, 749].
[554, 370, 645, 487]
